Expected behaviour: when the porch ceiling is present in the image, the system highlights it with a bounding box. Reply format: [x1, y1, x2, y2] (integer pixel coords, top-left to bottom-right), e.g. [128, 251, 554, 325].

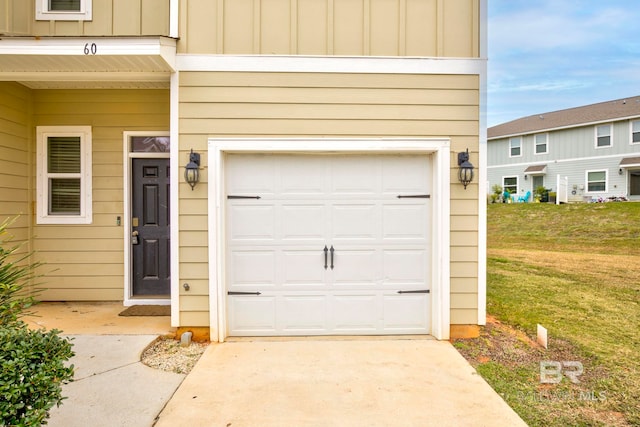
[0, 37, 175, 89]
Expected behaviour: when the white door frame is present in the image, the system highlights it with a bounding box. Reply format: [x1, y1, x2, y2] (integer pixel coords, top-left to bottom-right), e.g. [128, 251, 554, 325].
[122, 131, 171, 306]
[207, 138, 451, 342]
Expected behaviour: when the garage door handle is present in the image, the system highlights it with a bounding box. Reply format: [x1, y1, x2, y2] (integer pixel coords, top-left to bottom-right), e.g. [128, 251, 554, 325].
[330, 246, 335, 270]
[323, 246, 328, 269]
[397, 290, 430, 294]
[228, 291, 262, 296]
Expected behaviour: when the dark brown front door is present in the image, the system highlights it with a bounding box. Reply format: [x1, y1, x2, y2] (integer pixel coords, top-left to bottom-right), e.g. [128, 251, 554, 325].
[132, 158, 170, 296]
[630, 171, 640, 196]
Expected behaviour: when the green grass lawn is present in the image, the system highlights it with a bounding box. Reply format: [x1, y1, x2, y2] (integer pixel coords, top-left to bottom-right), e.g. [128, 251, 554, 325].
[456, 202, 640, 426]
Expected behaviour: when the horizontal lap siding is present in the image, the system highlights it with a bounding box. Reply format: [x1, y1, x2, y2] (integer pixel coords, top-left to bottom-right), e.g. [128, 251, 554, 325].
[178, 71, 480, 325]
[0, 82, 31, 249]
[32, 89, 169, 301]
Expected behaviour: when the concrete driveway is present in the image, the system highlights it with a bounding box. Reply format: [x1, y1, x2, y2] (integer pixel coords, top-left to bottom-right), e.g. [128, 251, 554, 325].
[156, 338, 527, 427]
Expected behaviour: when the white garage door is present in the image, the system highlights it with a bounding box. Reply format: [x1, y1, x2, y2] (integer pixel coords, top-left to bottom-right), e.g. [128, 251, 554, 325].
[225, 153, 432, 336]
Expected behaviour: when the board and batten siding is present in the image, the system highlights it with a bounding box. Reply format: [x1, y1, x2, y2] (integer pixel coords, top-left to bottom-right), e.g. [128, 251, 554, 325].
[178, 0, 480, 58]
[0, 0, 169, 36]
[178, 71, 480, 327]
[0, 82, 31, 248]
[31, 89, 169, 301]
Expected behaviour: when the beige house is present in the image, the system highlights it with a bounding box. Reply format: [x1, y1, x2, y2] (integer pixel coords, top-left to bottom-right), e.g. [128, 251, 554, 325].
[0, 0, 487, 341]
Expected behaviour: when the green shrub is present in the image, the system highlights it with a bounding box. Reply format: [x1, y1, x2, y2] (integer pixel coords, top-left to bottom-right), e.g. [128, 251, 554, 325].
[0, 217, 42, 327]
[0, 325, 74, 426]
[1, 218, 74, 426]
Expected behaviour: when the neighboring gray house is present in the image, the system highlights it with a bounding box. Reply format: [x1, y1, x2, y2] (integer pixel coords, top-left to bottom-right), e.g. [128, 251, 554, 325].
[488, 96, 640, 202]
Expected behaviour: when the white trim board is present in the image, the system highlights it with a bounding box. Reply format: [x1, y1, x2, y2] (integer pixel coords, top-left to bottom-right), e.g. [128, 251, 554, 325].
[207, 138, 451, 343]
[177, 55, 486, 75]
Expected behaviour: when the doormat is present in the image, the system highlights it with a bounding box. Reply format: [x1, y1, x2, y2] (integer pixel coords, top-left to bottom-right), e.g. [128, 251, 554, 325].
[118, 305, 171, 317]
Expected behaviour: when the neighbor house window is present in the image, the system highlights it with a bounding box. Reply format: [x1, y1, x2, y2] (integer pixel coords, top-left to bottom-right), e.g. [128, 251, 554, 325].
[534, 133, 548, 154]
[586, 170, 607, 193]
[595, 124, 612, 148]
[503, 176, 518, 194]
[509, 137, 522, 157]
[37, 126, 92, 224]
[631, 120, 640, 144]
[36, 0, 92, 21]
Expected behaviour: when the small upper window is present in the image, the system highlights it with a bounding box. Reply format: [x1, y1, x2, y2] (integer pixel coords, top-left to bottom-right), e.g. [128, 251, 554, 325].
[37, 126, 92, 224]
[36, 0, 92, 21]
[631, 120, 640, 144]
[509, 137, 522, 157]
[595, 124, 612, 148]
[534, 133, 548, 154]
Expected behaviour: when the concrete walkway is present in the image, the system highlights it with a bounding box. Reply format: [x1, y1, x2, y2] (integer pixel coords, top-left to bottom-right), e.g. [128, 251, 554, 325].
[156, 338, 527, 427]
[47, 335, 184, 427]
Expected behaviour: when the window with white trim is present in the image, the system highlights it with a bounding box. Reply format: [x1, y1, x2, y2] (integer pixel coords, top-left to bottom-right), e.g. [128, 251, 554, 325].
[503, 176, 518, 195]
[36, 0, 92, 21]
[509, 137, 522, 157]
[586, 170, 607, 193]
[631, 120, 640, 144]
[534, 133, 548, 154]
[595, 124, 612, 148]
[37, 126, 92, 224]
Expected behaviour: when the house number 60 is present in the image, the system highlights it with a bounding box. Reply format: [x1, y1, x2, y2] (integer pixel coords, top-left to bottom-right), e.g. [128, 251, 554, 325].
[83, 43, 97, 55]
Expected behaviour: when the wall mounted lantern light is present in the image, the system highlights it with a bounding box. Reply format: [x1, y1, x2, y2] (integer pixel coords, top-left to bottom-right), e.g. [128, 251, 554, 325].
[184, 149, 201, 190]
[619, 168, 623, 175]
[457, 148, 474, 189]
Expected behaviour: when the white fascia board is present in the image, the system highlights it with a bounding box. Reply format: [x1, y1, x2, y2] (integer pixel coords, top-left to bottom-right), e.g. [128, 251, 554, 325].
[0, 37, 176, 71]
[0, 37, 175, 55]
[177, 54, 485, 75]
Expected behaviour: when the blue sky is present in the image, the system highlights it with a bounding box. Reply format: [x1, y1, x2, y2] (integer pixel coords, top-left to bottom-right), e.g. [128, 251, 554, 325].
[488, 0, 640, 127]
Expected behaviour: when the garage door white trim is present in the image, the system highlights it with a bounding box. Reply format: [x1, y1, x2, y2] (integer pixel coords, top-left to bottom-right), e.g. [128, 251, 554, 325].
[207, 138, 450, 342]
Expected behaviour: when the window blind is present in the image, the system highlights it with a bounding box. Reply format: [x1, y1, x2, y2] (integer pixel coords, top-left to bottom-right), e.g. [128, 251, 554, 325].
[47, 136, 81, 214]
[49, 0, 81, 11]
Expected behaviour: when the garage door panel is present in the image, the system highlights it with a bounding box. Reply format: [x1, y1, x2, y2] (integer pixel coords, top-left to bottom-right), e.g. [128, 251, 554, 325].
[382, 204, 429, 240]
[282, 250, 326, 285]
[332, 204, 379, 240]
[281, 204, 326, 240]
[226, 155, 277, 195]
[228, 205, 276, 241]
[383, 294, 430, 330]
[331, 157, 380, 195]
[280, 296, 327, 331]
[280, 157, 327, 195]
[382, 249, 427, 284]
[382, 155, 430, 194]
[228, 250, 277, 286]
[330, 250, 378, 285]
[228, 296, 277, 333]
[332, 294, 380, 331]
